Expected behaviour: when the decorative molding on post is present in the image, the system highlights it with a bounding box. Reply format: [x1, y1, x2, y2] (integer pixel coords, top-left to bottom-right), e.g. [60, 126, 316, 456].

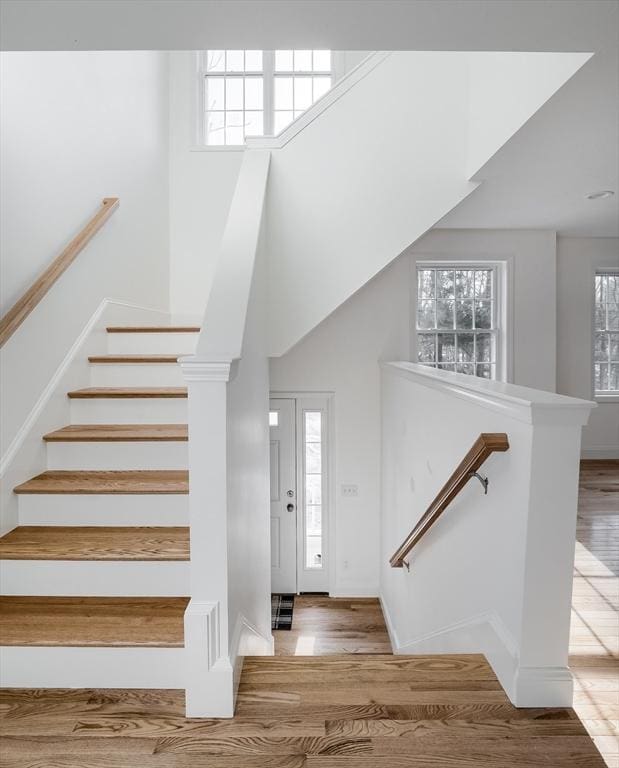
[179, 357, 232, 382]
[181, 356, 234, 717]
[184, 598, 234, 717]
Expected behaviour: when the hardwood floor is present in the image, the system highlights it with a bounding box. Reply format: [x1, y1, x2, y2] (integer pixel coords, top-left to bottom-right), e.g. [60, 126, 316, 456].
[571, 460, 619, 768]
[273, 596, 392, 655]
[0, 463, 613, 767]
[0, 654, 607, 767]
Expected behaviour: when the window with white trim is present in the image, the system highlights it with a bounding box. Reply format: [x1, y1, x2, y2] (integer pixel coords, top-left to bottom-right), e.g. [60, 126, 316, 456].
[416, 266, 499, 379]
[594, 271, 619, 394]
[201, 50, 332, 145]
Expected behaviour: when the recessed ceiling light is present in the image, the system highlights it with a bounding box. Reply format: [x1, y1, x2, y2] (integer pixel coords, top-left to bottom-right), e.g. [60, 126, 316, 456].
[585, 190, 615, 200]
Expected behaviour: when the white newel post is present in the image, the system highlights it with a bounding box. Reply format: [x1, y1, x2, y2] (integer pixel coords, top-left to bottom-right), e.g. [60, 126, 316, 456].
[513, 409, 594, 706]
[180, 357, 235, 717]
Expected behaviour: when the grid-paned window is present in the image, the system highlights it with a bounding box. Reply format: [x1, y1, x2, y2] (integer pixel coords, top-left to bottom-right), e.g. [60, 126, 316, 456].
[303, 411, 323, 570]
[204, 50, 264, 145]
[202, 50, 332, 144]
[273, 50, 332, 134]
[416, 266, 498, 379]
[594, 272, 619, 393]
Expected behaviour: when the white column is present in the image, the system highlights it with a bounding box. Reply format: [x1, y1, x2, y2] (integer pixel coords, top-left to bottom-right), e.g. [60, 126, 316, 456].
[513, 415, 590, 706]
[180, 357, 235, 717]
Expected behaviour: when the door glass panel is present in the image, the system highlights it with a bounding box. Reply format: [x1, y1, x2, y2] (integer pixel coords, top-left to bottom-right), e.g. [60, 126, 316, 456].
[304, 411, 323, 569]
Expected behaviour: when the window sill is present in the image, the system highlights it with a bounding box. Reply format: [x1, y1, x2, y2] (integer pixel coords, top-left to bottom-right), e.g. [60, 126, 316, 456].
[594, 393, 619, 403]
[189, 145, 246, 152]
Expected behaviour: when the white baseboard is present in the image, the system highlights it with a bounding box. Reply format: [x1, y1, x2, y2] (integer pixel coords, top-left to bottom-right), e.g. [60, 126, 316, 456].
[513, 665, 573, 707]
[330, 584, 380, 598]
[378, 595, 571, 707]
[581, 448, 619, 459]
[229, 611, 274, 707]
[379, 593, 400, 650]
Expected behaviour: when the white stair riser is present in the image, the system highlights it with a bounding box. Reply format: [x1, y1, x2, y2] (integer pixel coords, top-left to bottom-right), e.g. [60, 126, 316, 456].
[18, 494, 188, 526]
[71, 398, 188, 424]
[46, 441, 188, 470]
[90, 363, 185, 387]
[0, 647, 186, 688]
[0, 560, 189, 596]
[107, 332, 198, 355]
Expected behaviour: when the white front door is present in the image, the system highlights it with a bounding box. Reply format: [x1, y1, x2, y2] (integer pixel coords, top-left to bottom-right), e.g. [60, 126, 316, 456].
[270, 396, 331, 595]
[270, 399, 297, 593]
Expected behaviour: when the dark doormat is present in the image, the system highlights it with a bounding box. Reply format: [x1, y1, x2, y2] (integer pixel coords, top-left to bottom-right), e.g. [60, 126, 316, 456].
[271, 593, 295, 630]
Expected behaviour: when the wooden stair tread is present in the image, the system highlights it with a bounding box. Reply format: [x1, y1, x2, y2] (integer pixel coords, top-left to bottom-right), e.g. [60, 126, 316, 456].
[67, 387, 187, 399]
[13, 470, 188, 495]
[106, 325, 200, 333]
[0, 526, 189, 561]
[0, 596, 188, 646]
[43, 424, 188, 442]
[88, 354, 181, 363]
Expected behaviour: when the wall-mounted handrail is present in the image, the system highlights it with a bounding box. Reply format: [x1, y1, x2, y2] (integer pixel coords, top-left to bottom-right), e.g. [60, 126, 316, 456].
[0, 197, 119, 348]
[390, 432, 509, 569]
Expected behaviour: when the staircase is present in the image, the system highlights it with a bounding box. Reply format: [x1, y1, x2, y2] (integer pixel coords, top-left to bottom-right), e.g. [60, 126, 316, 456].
[0, 325, 198, 688]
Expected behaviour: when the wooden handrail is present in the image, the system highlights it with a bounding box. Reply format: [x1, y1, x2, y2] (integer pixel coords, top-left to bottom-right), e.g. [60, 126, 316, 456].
[390, 432, 509, 568]
[0, 197, 119, 348]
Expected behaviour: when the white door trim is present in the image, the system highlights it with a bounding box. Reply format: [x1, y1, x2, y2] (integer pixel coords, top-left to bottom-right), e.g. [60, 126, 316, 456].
[270, 391, 335, 595]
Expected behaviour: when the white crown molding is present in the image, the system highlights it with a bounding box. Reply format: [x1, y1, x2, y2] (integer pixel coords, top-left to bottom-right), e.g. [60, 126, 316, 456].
[179, 357, 233, 382]
[382, 362, 595, 426]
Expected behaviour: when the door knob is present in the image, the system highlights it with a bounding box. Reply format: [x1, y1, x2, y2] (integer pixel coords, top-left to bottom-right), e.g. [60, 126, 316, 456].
[287, 503, 295, 512]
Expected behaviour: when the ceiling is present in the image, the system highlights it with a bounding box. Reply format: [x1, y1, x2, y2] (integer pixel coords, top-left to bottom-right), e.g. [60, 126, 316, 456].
[1, 0, 617, 237]
[439, 44, 619, 236]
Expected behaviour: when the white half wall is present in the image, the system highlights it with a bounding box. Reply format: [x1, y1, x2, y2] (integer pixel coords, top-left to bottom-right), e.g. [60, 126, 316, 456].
[557, 237, 619, 457]
[0, 51, 170, 475]
[380, 362, 593, 706]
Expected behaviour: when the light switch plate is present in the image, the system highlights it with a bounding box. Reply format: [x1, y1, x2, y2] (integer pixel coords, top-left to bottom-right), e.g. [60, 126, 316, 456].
[341, 484, 358, 497]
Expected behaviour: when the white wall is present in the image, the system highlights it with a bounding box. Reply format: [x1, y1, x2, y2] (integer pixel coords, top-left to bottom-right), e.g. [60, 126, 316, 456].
[169, 51, 243, 318]
[270, 228, 558, 596]
[557, 237, 619, 457]
[0, 51, 170, 500]
[167, 51, 371, 319]
[270, 255, 411, 596]
[1, 51, 169, 316]
[266, 52, 477, 356]
[380, 363, 592, 706]
[227, 225, 272, 653]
